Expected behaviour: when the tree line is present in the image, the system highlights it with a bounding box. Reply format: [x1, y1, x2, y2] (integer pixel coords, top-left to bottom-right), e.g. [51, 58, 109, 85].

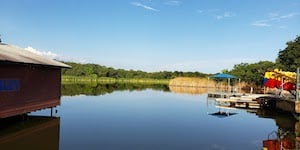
[61, 62, 208, 79]
[62, 35, 299, 86]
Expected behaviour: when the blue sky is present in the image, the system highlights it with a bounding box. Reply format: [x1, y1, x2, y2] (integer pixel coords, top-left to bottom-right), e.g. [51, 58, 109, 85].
[1, 0, 299, 73]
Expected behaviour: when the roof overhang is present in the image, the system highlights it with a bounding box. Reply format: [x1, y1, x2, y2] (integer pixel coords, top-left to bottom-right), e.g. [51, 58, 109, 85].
[0, 43, 71, 68]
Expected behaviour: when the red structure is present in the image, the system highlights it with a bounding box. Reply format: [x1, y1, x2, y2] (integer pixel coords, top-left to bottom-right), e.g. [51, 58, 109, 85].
[0, 43, 70, 118]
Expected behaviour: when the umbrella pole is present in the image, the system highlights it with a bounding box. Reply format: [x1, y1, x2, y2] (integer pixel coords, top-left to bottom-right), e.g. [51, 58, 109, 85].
[239, 78, 241, 93]
[228, 78, 230, 93]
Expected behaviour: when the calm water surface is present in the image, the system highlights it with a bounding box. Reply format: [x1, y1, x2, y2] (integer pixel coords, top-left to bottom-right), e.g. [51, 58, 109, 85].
[1, 84, 299, 150]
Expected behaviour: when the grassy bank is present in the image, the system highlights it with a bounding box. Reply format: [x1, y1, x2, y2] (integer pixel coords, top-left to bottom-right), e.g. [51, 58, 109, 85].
[62, 75, 170, 85]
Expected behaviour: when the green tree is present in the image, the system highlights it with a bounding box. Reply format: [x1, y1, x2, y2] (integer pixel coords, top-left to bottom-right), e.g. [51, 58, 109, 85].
[276, 36, 300, 72]
[229, 61, 275, 85]
[61, 61, 209, 79]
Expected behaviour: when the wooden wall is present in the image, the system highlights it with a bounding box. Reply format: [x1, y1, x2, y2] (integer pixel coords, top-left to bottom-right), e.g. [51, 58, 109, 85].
[0, 63, 61, 118]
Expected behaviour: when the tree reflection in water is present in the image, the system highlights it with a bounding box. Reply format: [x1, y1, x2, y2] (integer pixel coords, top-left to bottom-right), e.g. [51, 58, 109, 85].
[61, 83, 170, 96]
[61, 84, 300, 149]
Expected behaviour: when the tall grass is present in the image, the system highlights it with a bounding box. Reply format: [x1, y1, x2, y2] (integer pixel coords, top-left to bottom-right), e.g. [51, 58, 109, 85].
[169, 77, 250, 93]
[169, 77, 213, 87]
[61, 76, 169, 85]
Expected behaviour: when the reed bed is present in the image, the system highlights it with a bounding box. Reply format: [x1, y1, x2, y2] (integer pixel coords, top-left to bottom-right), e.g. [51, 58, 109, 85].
[169, 77, 251, 94]
[169, 77, 215, 88]
[62, 76, 169, 85]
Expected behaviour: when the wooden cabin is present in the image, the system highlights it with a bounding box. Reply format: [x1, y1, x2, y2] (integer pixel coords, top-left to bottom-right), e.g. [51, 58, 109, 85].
[0, 43, 70, 118]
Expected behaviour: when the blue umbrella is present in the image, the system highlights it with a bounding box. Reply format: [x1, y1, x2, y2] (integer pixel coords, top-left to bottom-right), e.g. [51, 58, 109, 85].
[211, 73, 237, 79]
[210, 73, 239, 93]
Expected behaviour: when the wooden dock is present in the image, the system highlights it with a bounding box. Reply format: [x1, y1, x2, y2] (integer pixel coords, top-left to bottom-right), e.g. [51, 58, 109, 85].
[207, 92, 243, 98]
[208, 92, 300, 113]
[215, 96, 261, 109]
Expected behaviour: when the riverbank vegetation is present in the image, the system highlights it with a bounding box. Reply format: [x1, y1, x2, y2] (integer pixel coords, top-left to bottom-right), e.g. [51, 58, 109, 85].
[61, 36, 299, 88]
[62, 62, 207, 79]
[62, 76, 169, 85]
[61, 62, 209, 85]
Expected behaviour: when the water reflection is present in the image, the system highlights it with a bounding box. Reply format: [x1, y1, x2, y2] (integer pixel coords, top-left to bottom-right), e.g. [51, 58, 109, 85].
[246, 109, 300, 149]
[62, 84, 300, 149]
[169, 86, 208, 95]
[61, 83, 170, 96]
[207, 93, 300, 149]
[3, 85, 300, 149]
[0, 116, 60, 150]
[209, 110, 238, 118]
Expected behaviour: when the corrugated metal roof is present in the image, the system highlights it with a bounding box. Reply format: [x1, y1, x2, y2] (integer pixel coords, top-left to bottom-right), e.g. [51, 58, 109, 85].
[0, 43, 71, 68]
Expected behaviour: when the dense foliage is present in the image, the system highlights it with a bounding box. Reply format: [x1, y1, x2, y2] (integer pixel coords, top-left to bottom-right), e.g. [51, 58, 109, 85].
[224, 61, 276, 85]
[225, 36, 299, 86]
[276, 36, 300, 72]
[61, 62, 208, 79]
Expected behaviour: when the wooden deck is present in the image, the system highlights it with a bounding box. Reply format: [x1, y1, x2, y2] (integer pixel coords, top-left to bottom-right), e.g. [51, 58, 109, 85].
[207, 92, 243, 98]
[208, 92, 300, 113]
[215, 95, 261, 109]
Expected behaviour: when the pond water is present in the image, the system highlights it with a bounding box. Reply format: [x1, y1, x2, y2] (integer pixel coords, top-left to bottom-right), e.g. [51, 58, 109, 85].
[1, 84, 299, 150]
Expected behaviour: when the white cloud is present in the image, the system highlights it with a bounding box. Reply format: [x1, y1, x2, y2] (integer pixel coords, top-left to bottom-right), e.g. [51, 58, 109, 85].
[277, 12, 299, 19]
[207, 9, 220, 13]
[268, 12, 279, 18]
[216, 12, 235, 20]
[278, 25, 287, 29]
[165, 1, 181, 6]
[25, 46, 58, 59]
[196, 9, 220, 14]
[24, 46, 86, 63]
[251, 21, 271, 27]
[252, 12, 299, 28]
[196, 9, 204, 13]
[155, 58, 258, 73]
[197, 9, 235, 20]
[131, 2, 159, 12]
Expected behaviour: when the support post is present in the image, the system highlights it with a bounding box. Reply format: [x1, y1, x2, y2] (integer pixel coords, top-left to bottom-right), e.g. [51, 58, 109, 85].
[228, 78, 230, 93]
[297, 67, 300, 101]
[207, 77, 210, 89]
[51, 107, 53, 117]
[239, 78, 241, 93]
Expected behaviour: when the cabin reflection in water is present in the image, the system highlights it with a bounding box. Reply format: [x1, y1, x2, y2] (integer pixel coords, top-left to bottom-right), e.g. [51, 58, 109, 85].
[0, 116, 60, 150]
